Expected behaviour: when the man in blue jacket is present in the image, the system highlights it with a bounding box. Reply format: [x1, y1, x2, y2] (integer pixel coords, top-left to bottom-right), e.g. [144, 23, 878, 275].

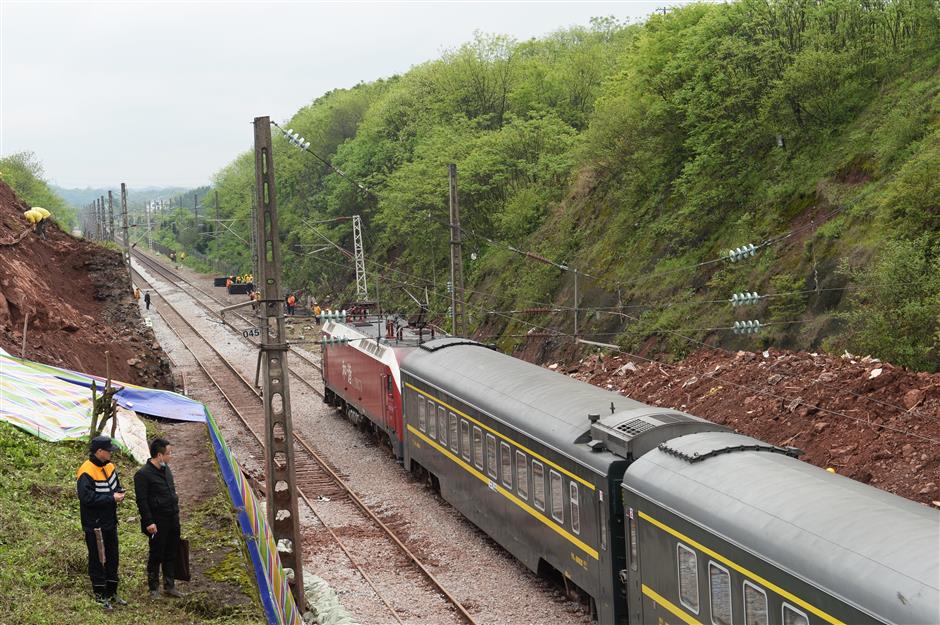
[76, 435, 127, 611]
[134, 437, 183, 599]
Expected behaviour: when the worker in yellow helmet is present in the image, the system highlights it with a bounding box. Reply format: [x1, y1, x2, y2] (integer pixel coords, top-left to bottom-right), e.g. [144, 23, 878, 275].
[23, 207, 51, 239]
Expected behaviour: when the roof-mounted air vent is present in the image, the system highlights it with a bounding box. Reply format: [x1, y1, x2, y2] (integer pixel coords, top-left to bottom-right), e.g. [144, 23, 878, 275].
[588, 409, 728, 461]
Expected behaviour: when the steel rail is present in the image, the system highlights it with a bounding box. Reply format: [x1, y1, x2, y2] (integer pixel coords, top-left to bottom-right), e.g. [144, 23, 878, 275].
[130, 248, 322, 375]
[131, 250, 323, 395]
[132, 264, 480, 625]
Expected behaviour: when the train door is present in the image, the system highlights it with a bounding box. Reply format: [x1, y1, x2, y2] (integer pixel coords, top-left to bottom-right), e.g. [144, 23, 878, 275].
[380, 373, 395, 432]
[624, 503, 643, 625]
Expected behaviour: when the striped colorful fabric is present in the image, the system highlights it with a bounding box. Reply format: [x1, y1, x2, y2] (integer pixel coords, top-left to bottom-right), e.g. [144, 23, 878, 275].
[0, 348, 95, 441]
[204, 405, 303, 625]
[0, 347, 302, 625]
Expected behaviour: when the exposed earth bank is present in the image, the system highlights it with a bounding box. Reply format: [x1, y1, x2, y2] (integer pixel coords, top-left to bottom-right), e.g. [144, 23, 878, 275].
[0, 180, 172, 388]
[560, 347, 939, 505]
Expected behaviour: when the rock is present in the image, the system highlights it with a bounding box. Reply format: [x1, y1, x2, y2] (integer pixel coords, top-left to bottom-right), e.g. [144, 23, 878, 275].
[830, 443, 857, 455]
[548, 363, 558, 370]
[902, 389, 925, 410]
[681, 376, 699, 388]
[868, 368, 883, 379]
[126, 357, 139, 366]
[901, 444, 914, 457]
[615, 362, 637, 376]
[767, 374, 784, 385]
[817, 372, 838, 383]
[798, 405, 819, 418]
[787, 397, 803, 412]
[813, 421, 829, 432]
[918, 483, 937, 495]
[872, 450, 893, 460]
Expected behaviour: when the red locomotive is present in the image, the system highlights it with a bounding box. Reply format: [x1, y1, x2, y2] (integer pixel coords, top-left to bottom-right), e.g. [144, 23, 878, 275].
[320, 311, 433, 460]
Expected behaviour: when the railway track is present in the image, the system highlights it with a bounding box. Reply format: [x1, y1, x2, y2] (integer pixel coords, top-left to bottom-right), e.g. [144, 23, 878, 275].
[132, 249, 322, 378]
[131, 260, 479, 625]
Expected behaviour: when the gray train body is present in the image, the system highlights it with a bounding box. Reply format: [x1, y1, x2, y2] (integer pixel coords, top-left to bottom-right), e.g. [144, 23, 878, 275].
[400, 339, 727, 623]
[622, 431, 939, 625]
[395, 338, 939, 625]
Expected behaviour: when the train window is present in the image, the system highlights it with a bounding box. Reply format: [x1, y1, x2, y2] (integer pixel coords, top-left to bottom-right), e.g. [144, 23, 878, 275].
[500, 442, 512, 488]
[486, 434, 497, 479]
[569, 482, 580, 534]
[438, 406, 447, 446]
[473, 426, 484, 470]
[708, 562, 732, 625]
[516, 451, 528, 500]
[532, 461, 545, 510]
[428, 402, 437, 439]
[460, 421, 470, 460]
[782, 604, 809, 625]
[550, 471, 564, 523]
[449, 413, 459, 453]
[417, 397, 427, 432]
[677, 544, 699, 614]
[743, 581, 768, 625]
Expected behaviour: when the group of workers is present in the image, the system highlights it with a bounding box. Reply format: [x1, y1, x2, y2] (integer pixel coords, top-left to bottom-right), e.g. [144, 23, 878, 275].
[22, 206, 52, 239]
[225, 274, 253, 287]
[76, 435, 183, 612]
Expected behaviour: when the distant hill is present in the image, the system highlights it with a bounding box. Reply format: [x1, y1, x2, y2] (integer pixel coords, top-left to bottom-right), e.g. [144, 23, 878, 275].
[51, 185, 194, 208]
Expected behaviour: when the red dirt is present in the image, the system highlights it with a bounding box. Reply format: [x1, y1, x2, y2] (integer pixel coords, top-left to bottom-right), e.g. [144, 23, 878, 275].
[0, 180, 172, 388]
[558, 347, 940, 506]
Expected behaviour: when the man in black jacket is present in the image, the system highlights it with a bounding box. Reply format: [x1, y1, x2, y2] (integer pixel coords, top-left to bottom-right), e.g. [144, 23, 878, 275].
[134, 437, 184, 598]
[76, 435, 127, 611]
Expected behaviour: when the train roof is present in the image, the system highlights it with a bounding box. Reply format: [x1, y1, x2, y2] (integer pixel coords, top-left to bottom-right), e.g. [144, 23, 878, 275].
[623, 431, 940, 625]
[401, 339, 725, 472]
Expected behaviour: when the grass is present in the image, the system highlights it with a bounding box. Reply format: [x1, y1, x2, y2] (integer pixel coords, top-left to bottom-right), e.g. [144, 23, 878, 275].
[0, 422, 264, 625]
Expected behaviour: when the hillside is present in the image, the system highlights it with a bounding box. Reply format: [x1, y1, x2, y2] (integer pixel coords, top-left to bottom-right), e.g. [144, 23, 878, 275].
[162, 0, 938, 371]
[0, 179, 172, 386]
[0, 176, 263, 624]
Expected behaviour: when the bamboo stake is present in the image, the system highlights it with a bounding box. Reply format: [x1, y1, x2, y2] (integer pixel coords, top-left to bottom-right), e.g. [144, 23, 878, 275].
[20, 313, 29, 358]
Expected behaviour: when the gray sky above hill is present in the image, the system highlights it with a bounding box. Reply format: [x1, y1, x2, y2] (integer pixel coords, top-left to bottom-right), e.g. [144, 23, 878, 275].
[1, 1, 670, 188]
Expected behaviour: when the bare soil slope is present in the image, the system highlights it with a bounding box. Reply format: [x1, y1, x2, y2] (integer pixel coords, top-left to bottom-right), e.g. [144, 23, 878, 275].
[562, 348, 939, 505]
[0, 181, 171, 387]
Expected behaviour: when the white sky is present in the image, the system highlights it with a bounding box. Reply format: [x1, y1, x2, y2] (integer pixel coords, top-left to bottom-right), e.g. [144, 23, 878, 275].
[1, 1, 670, 188]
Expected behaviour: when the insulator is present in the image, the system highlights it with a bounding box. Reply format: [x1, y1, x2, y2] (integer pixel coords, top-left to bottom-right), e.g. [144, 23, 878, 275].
[302, 141, 310, 150]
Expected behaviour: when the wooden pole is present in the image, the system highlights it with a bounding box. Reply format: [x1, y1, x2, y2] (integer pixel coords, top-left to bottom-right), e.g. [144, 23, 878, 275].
[20, 313, 29, 358]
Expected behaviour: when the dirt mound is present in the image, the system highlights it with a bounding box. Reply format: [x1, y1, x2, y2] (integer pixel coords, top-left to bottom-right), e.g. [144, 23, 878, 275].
[0, 180, 172, 388]
[558, 347, 939, 505]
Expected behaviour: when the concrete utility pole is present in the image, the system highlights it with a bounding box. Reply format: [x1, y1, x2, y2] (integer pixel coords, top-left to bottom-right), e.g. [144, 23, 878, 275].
[107, 192, 115, 242]
[448, 164, 466, 337]
[96, 198, 102, 240]
[252, 115, 305, 608]
[352, 215, 368, 300]
[121, 183, 131, 285]
[193, 194, 198, 223]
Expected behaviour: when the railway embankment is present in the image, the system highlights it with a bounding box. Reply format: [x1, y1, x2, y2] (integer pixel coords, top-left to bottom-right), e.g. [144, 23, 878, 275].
[561, 348, 940, 506]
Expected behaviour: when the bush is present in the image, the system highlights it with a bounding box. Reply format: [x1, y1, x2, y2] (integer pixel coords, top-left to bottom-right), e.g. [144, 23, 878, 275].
[827, 238, 940, 371]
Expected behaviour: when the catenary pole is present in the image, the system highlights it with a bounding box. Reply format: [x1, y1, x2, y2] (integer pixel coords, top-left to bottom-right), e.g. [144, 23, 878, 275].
[448, 164, 466, 337]
[121, 183, 131, 285]
[252, 115, 305, 609]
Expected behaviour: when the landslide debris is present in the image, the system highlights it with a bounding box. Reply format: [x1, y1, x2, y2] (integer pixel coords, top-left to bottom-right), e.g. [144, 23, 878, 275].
[561, 348, 939, 506]
[0, 180, 172, 388]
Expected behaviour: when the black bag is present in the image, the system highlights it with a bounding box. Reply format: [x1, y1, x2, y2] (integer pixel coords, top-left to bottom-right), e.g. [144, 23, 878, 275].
[176, 537, 191, 582]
